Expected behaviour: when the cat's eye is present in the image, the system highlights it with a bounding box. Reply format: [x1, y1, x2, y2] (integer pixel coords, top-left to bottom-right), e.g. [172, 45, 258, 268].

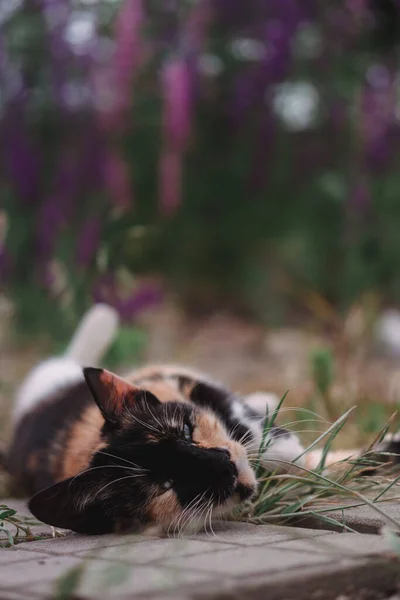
[183, 423, 192, 442]
[161, 480, 173, 491]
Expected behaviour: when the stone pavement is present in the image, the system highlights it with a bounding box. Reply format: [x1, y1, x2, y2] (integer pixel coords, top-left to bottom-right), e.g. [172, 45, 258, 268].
[1, 500, 400, 600]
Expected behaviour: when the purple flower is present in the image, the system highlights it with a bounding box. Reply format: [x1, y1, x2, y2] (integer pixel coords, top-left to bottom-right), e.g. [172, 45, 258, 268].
[94, 0, 144, 128]
[162, 57, 192, 150]
[4, 121, 40, 205]
[117, 285, 163, 320]
[92, 275, 163, 321]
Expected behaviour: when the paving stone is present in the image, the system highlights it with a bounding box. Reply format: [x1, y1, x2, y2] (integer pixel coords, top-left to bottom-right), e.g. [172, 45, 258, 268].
[0, 555, 81, 588]
[189, 521, 334, 546]
[28, 562, 218, 599]
[77, 538, 236, 564]
[181, 557, 400, 600]
[17, 531, 153, 555]
[0, 590, 42, 600]
[271, 531, 391, 556]
[0, 548, 50, 565]
[293, 501, 400, 534]
[161, 543, 334, 576]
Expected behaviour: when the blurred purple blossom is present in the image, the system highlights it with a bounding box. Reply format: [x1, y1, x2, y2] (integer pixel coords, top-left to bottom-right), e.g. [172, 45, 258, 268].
[116, 285, 163, 320]
[93, 275, 163, 321]
[4, 118, 40, 205]
[162, 57, 192, 151]
[94, 0, 144, 129]
[361, 67, 396, 171]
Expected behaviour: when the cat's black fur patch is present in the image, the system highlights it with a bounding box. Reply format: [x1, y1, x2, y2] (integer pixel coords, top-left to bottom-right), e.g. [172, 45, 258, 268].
[7, 381, 93, 494]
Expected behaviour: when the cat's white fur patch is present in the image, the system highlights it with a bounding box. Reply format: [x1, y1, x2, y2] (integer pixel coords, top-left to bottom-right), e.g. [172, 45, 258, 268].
[65, 304, 119, 365]
[243, 392, 279, 415]
[13, 358, 84, 423]
[261, 433, 305, 473]
[231, 401, 262, 449]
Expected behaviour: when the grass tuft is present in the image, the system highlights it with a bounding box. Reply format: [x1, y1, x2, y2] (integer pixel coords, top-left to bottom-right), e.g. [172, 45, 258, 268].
[236, 396, 400, 532]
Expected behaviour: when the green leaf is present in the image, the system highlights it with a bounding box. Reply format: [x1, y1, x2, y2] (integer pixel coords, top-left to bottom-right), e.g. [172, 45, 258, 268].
[0, 510, 17, 520]
[54, 564, 85, 600]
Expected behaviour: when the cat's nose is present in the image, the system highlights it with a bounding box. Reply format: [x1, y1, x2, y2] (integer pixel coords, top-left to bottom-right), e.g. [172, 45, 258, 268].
[214, 447, 231, 459]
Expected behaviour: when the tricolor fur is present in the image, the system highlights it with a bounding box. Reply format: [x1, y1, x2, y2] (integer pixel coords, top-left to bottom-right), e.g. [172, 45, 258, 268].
[7, 306, 398, 535]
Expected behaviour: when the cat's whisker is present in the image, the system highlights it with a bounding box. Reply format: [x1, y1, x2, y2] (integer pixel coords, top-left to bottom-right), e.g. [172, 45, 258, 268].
[94, 474, 146, 499]
[207, 498, 216, 536]
[68, 464, 143, 488]
[179, 494, 206, 537]
[96, 451, 148, 471]
[127, 412, 161, 434]
[168, 492, 204, 538]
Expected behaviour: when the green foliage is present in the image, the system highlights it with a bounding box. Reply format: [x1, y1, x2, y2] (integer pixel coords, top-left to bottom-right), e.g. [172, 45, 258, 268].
[55, 565, 86, 600]
[310, 347, 337, 420]
[0, 504, 37, 547]
[104, 326, 147, 370]
[54, 556, 131, 599]
[311, 348, 335, 397]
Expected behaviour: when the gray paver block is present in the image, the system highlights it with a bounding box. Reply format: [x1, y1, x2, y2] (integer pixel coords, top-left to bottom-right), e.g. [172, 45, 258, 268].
[294, 501, 400, 534]
[18, 531, 153, 554]
[1, 555, 80, 588]
[28, 562, 218, 599]
[161, 530, 392, 578]
[0, 548, 51, 565]
[188, 521, 334, 545]
[272, 531, 391, 557]
[161, 543, 334, 576]
[77, 538, 236, 563]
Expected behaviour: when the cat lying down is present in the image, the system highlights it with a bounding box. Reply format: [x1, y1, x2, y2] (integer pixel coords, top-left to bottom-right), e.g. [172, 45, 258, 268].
[6, 305, 397, 535]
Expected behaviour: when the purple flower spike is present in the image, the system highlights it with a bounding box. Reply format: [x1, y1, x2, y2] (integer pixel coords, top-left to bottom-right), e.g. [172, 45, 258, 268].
[76, 217, 102, 267]
[117, 284, 163, 320]
[113, 0, 144, 121]
[184, 0, 212, 54]
[5, 124, 40, 205]
[162, 57, 191, 151]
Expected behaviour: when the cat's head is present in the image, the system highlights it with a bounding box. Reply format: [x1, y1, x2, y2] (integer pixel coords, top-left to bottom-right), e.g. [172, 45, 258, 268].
[29, 368, 257, 535]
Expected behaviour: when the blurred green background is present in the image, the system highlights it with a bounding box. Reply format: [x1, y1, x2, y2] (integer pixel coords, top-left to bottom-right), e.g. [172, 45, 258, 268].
[2, 0, 400, 445]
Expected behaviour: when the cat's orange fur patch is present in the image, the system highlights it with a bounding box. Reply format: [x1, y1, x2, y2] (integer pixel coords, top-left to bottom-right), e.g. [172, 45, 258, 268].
[60, 405, 106, 480]
[147, 489, 181, 525]
[193, 410, 257, 490]
[193, 411, 232, 451]
[136, 380, 188, 405]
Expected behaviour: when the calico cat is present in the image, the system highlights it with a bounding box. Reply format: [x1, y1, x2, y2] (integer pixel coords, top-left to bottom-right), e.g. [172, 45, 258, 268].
[7, 305, 306, 535]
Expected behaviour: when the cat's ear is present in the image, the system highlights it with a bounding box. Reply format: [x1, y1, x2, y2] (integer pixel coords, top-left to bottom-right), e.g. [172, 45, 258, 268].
[28, 477, 114, 534]
[83, 367, 160, 424]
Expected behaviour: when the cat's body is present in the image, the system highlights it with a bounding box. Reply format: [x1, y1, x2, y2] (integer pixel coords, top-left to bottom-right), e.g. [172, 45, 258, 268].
[10, 305, 395, 536]
[7, 305, 306, 535]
